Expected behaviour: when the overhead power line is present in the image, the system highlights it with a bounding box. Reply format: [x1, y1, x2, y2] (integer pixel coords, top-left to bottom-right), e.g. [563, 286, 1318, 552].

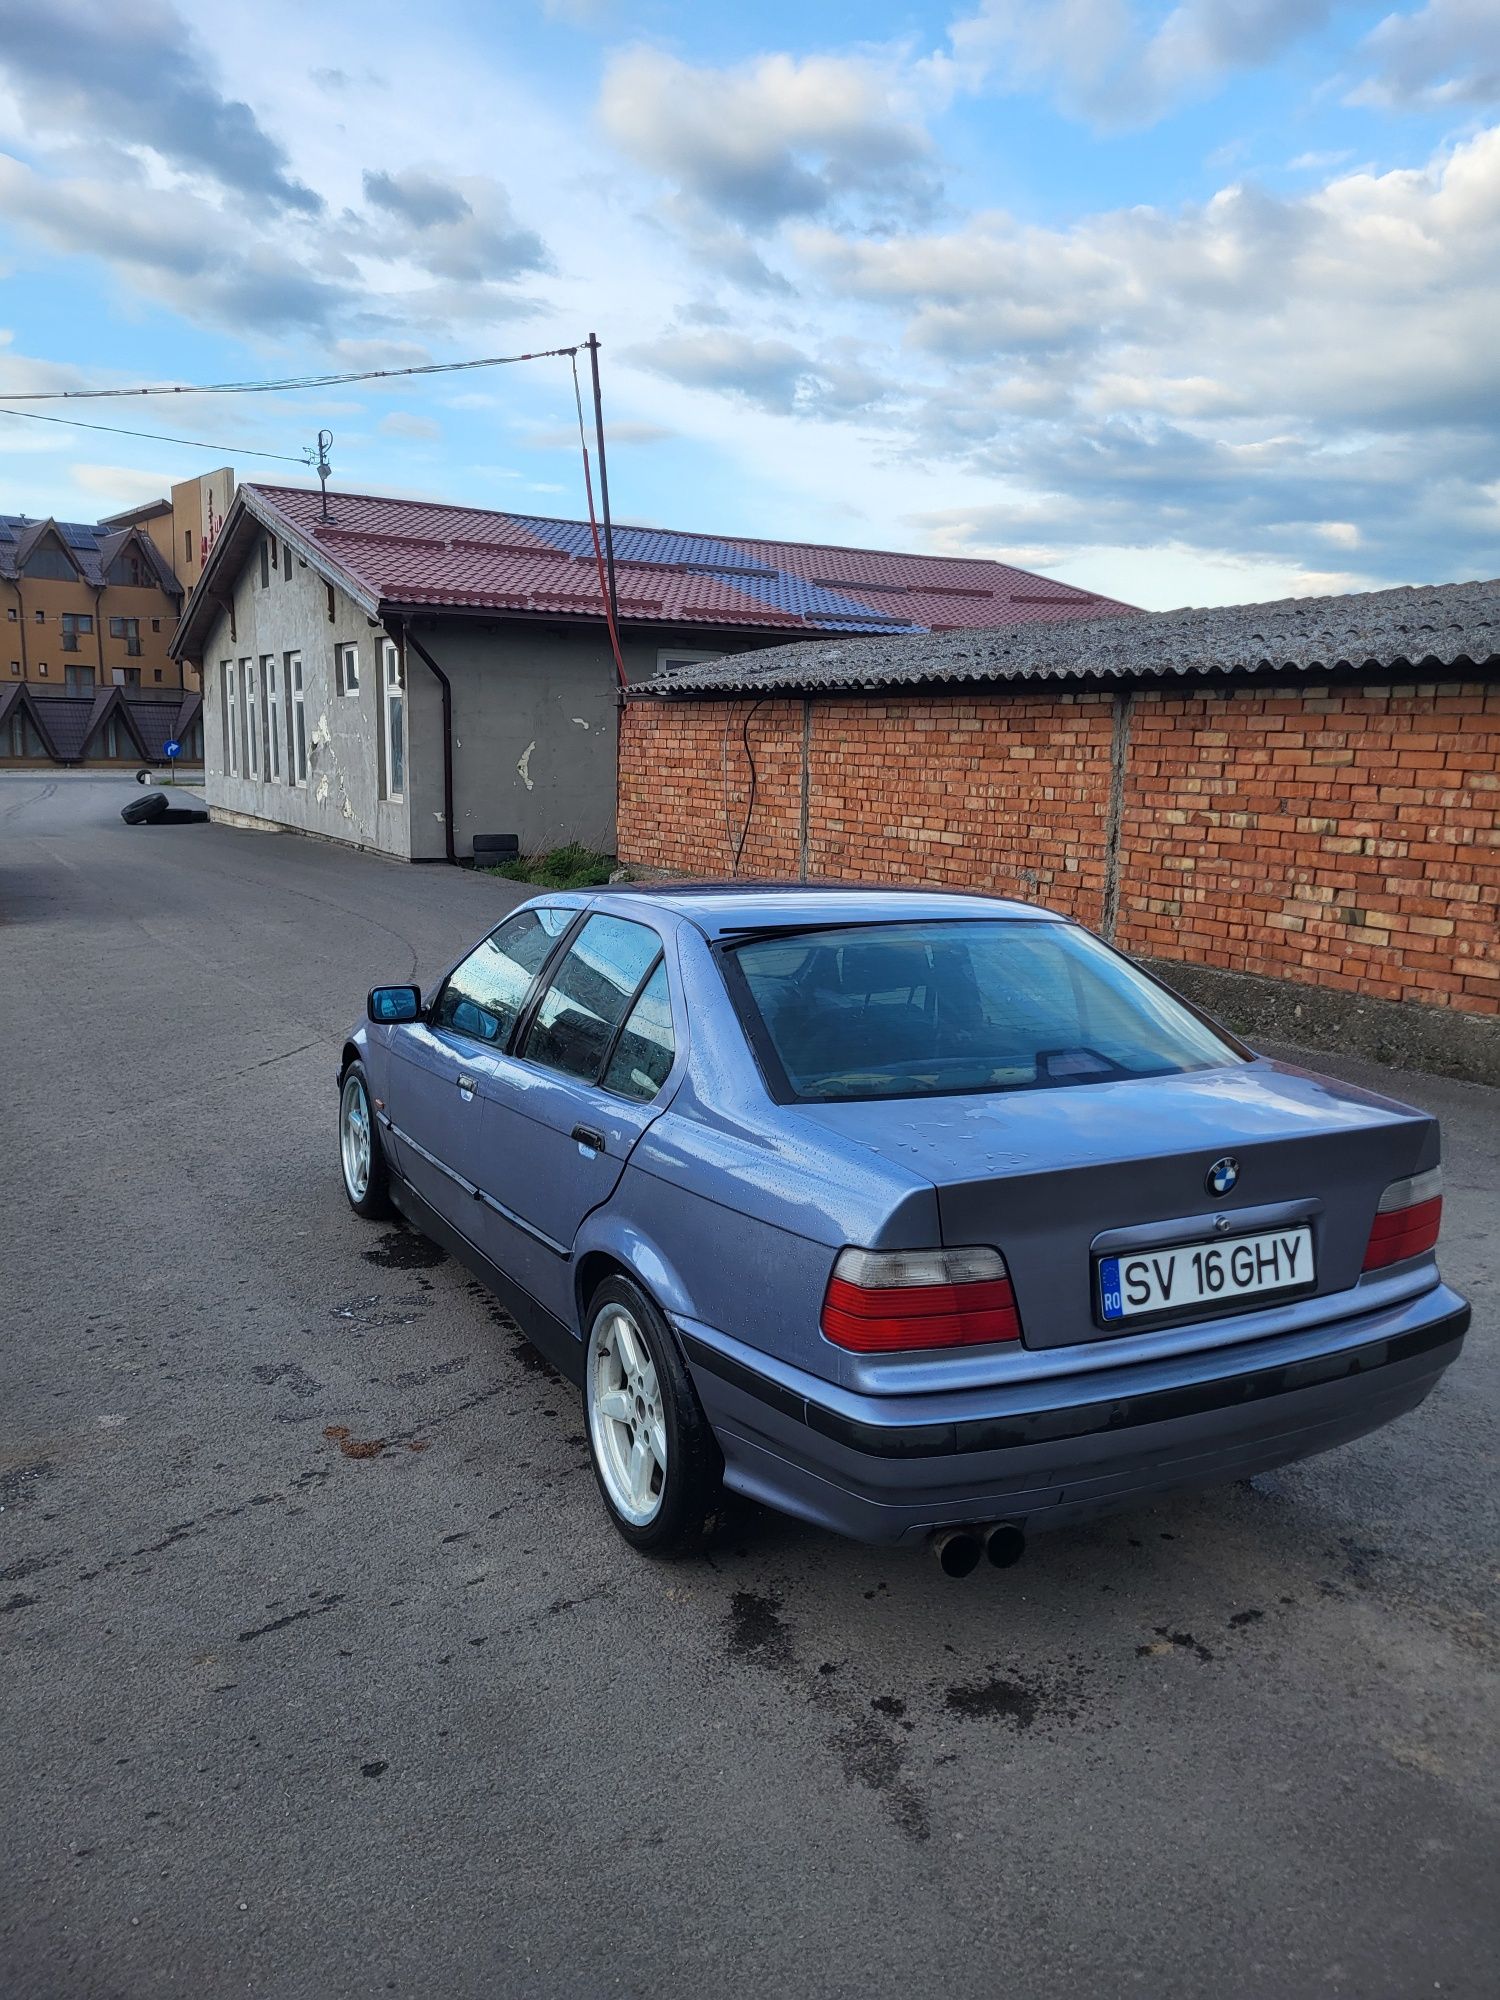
[0, 404, 311, 463]
[0, 343, 583, 403]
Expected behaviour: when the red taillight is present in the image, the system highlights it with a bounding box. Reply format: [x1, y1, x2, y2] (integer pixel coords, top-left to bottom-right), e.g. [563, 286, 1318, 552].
[820, 1247, 1021, 1352]
[1363, 1167, 1443, 1271]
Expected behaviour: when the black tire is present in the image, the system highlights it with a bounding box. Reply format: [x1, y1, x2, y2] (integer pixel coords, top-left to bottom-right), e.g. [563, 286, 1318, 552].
[338, 1060, 392, 1219]
[583, 1275, 724, 1558]
[121, 792, 169, 825]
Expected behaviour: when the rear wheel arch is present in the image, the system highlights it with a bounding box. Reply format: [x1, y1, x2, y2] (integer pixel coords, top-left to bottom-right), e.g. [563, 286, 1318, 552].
[575, 1250, 634, 1337]
[573, 1232, 696, 1344]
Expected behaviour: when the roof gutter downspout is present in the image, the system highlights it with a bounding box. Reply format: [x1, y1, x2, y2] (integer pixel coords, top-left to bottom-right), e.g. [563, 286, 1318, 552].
[394, 617, 457, 866]
[5, 577, 27, 677]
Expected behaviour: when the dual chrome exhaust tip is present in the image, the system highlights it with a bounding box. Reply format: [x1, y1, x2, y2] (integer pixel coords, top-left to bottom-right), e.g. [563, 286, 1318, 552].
[931, 1521, 1027, 1577]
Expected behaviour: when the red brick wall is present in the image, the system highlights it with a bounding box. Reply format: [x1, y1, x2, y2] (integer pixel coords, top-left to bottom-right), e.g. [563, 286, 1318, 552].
[618, 680, 1499, 1016]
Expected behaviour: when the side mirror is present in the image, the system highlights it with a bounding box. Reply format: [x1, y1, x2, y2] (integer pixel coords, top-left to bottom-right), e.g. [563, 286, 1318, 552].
[368, 984, 422, 1025]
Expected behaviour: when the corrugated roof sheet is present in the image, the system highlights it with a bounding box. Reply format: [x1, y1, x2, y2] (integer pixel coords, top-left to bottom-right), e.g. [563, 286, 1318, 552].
[631, 578, 1500, 697]
[238, 485, 1137, 637]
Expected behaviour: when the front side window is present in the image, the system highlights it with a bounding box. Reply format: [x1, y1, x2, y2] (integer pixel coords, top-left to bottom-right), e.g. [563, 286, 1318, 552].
[519, 916, 662, 1084]
[434, 908, 571, 1047]
[731, 921, 1246, 1103]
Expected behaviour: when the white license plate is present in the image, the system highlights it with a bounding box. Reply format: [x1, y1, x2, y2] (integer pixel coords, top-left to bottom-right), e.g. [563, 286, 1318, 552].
[1098, 1225, 1314, 1323]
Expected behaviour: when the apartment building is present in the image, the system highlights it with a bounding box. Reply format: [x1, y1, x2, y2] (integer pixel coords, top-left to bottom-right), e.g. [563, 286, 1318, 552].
[1, 466, 235, 702]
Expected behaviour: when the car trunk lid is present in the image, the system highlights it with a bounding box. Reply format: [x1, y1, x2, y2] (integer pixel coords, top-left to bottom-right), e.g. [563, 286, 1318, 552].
[794, 1061, 1435, 1350]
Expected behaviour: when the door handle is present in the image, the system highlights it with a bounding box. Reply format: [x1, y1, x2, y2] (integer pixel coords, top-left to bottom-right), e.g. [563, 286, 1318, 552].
[457, 1074, 478, 1094]
[571, 1124, 606, 1151]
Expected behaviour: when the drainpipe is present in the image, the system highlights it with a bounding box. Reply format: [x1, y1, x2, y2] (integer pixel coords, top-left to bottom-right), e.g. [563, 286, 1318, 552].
[394, 617, 457, 865]
[92, 583, 106, 687]
[5, 578, 27, 678]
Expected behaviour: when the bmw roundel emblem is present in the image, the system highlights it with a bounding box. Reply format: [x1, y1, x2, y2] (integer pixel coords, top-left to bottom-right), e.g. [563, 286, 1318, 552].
[1206, 1156, 1240, 1197]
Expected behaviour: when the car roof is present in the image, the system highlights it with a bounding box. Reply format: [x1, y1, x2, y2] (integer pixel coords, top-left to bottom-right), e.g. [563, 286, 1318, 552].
[562, 880, 1065, 941]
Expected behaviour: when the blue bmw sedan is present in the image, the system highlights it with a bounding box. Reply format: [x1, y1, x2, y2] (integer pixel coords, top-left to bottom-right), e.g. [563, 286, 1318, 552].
[337, 885, 1469, 1572]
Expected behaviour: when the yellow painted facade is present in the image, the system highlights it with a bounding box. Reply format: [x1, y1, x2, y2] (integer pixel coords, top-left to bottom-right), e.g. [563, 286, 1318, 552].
[3, 467, 235, 698]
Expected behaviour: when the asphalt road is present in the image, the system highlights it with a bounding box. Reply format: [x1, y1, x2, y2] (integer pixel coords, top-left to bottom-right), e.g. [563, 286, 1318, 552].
[3, 771, 1496, 2000]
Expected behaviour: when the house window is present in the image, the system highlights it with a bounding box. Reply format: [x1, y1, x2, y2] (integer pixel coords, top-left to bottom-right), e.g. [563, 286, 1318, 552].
[184, 529, 194, 565]
[6, 712, 46, 758]
[242, 657, 258, 778]
[6, 606, 15, 621]
[110, 616, 142, 656]
[105, 551, 151, 587]
[336, 642, 359, 696]
[381, 639, 404, 801]
[655, 647, 722, 674]
[151, 617, 161, 633]
[35, 609, 44, 624]
[259, 539, 272, 589]
[262, 654, 281, 781]
[287, 650, 307, 785]
[37, 661, 48, 676]
[224, 660, 239, 776]
[8, 661, 18, 675]
[153, 669, 162, 683]
[61, 612, 93, 652]
[101, 716, 128, 759]
[66, 665, 95, 695]
[112, 667, 141, 687]
[23, 545, 76, 582]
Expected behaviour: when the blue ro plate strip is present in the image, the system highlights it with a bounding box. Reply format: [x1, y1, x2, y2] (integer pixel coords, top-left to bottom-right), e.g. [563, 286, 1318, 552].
[1099, 1256, 1124, 1321]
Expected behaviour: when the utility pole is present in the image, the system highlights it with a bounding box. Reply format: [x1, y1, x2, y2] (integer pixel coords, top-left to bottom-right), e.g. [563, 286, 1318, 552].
[585, 334, 621, 643]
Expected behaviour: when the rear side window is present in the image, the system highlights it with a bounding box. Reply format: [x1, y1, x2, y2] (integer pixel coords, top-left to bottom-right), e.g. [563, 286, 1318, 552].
[434, 907, 570, 1046]
[601, 960, 675, 1101]
[520, 915, 662, 1083]
[731, 920, 1244, 1102]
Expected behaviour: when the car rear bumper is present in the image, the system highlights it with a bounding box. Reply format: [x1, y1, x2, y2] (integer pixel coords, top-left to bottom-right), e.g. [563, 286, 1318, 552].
[676, 1283, 1470, 1547]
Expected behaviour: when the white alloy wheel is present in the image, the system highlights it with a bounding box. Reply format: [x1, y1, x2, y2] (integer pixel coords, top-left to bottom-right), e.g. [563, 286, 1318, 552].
[340, 1072, 373, 1203]
[587, 1302, 668, 1528]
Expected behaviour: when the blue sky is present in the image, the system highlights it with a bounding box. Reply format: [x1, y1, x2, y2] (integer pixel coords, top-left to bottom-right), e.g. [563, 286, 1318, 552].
[0, 0, 1496, 607]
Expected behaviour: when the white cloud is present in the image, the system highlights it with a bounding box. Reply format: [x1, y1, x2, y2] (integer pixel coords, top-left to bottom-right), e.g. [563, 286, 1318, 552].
[1349, 0, 1500, 110]
[785, 127, 1500, 580]
[599, 45, 939, 228]
[70, 461, 176, 503]
[378, 411, 442, 440]
[939, 0, 1339, 128]
[0, 0, 321, 210]
[352, 168, 549, 282]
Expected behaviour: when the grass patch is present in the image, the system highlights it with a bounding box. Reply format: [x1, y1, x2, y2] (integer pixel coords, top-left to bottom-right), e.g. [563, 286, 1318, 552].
[486, 841, 616, 890]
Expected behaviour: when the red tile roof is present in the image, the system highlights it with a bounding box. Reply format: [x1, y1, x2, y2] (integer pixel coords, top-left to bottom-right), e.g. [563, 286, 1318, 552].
[240, 484, 1138, 636]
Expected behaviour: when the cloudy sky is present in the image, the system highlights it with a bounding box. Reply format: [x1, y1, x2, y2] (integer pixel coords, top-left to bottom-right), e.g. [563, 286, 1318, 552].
[0, 0, 1496, 607]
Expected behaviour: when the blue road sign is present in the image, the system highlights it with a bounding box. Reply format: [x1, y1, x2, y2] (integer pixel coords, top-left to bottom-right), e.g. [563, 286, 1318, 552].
[164, 739, 182, 759]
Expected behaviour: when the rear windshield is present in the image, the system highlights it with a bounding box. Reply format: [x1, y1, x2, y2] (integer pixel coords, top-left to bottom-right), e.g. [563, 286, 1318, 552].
[730, 920, 1245, 1102]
